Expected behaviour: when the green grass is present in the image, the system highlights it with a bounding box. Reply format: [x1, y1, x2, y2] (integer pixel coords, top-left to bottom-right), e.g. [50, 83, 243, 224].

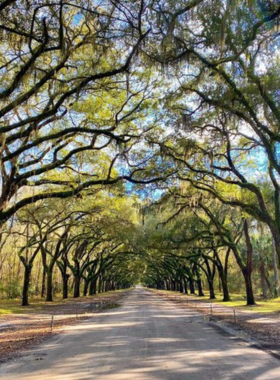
[102, 303, 121, 310]
[192, 291, 280, 313]
[151, 289, 280, 314]
[0, 288, 130, 315]
[0, 297, 64, 315]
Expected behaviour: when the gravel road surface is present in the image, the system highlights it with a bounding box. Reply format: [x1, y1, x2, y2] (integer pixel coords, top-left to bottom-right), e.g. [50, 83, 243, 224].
[0, 288, 280, 379]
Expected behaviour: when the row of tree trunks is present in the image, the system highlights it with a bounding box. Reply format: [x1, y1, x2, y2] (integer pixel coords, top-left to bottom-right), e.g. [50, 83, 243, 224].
[21, 255, 126, 305]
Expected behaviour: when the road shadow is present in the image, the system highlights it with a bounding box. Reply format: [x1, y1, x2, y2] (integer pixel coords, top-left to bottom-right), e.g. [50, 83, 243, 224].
[1, 288, 280, 379]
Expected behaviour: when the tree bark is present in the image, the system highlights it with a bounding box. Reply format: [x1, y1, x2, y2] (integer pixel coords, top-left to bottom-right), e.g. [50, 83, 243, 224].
[260, 261, 267, 299]
[73, 276, 80, 298]
[214, 248, 231, 301]
[83, 278, 89, 296]
[208, 278, 215, 299]
[22, 264, 32, 306]
[179, 278, 184, 293]
[243, 269, 255, 305]
[197, 278, 204, 297]
[89, 277, 97, 295]
[243, 219, 255, 305]
[41, 267, 46, 298]
[46, 268, 53, 302]
[62, 274, 70, 299]
[217, 266, 231, 302]
[203, 258, 216, 299]
[98, 277, 102, 293]
[189, 278, 195, 294]
[183, 277, 188, 294]
[272, 240, 280, 297]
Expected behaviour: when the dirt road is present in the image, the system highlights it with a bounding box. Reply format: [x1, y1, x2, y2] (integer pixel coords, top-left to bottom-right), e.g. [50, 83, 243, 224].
[0, 288, 280, 379]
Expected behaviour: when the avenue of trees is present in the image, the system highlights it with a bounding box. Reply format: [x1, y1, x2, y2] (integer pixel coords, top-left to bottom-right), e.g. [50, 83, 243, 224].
[0, 0, 280, 306]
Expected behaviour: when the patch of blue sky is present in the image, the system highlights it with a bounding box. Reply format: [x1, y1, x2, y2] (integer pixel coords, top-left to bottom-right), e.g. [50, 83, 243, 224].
[125, 181, 166, 201]
[232, 145, 270, 183]
[73, 12, 83, 26]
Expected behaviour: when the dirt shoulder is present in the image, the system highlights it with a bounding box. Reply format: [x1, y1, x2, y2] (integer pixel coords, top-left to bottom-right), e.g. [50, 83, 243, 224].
[0, 290, 129, 364]
[149, 289, 280, 357]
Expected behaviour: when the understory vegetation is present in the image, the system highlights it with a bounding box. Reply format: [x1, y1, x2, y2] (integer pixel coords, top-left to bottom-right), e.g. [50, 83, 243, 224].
[0, 0, 280, 307]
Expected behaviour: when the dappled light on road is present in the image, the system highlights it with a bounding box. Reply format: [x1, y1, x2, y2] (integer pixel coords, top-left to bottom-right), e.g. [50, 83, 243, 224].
[1, 288, 280, 379]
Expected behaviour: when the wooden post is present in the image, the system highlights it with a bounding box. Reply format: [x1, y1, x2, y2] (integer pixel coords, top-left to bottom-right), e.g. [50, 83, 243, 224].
[51, 315, 54, 332]
[233, 309, 237, 323]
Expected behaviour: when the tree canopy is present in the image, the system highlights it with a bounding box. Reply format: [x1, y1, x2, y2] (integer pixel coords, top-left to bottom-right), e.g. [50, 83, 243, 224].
[0, 0, 280, 307]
